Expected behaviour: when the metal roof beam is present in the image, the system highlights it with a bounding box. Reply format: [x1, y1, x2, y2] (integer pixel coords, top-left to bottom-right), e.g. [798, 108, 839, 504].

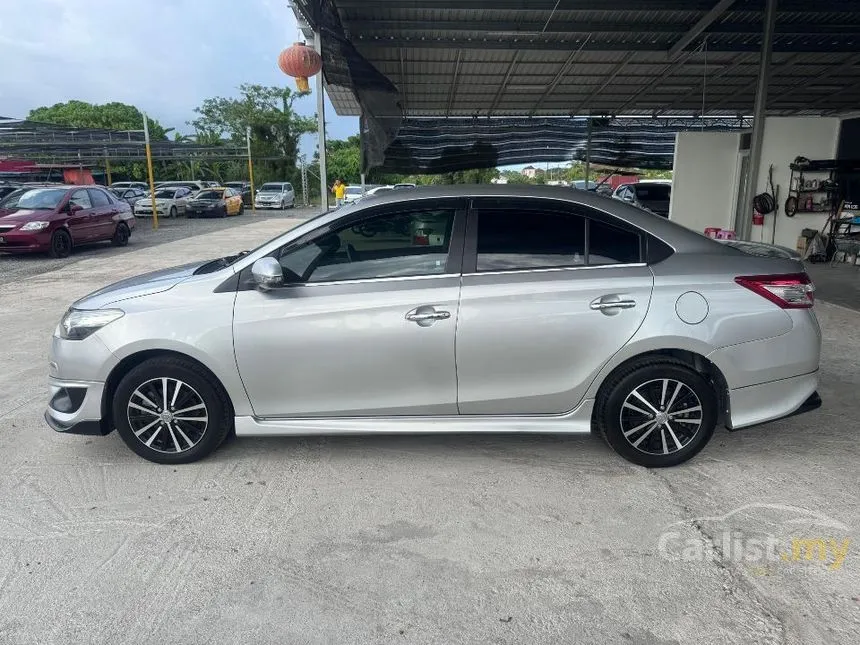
[488, 52, 521, 116]
[768, 52, 860, 104]
[568, 52, 635, 115]
[668, 0, 736, 59]
[399, 48, 409, 112]
[703, 52, 803, 113]
[445, 50, 463, 116]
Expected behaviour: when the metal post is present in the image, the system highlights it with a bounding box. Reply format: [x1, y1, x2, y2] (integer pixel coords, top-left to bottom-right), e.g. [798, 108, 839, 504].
[246, 126, 256, 213]
[315, 30, 328, 211]
[301, 157, 309, 206]
[584, 117, 592, 186]
[104, 148, 112, 185]
[740, 0, 777, 240]
[143, 113, 159, 230]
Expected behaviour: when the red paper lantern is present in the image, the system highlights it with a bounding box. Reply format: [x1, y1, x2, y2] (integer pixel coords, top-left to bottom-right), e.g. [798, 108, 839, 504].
[278, 42, 322, 93]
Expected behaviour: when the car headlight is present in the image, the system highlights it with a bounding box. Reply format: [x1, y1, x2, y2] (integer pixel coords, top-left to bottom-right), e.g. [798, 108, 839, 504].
[58, 309, 124, 340]
[20, 221, 50, 231]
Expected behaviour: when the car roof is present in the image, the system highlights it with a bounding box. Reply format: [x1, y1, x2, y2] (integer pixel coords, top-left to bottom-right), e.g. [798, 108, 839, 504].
[355, 184, 722, 254]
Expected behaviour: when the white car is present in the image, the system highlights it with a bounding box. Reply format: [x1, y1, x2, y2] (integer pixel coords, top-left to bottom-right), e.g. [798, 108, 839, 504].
[109, 181, 149, 191]
[133, 187, 192, 218]
[155, 180, 209, 195]
[343, 186, 364, 204]
[255, 182, 295, 209]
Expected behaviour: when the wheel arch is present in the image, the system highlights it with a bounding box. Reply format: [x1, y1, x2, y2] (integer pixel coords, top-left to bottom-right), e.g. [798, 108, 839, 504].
[590, 348, 729, 427]
[101, 349, 235, 433]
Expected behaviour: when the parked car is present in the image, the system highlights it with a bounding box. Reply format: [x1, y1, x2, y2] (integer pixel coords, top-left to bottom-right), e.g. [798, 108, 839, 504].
[0, 185, 134, 258]
[224, 181, 253, 205]
[571, 180, 600, 190]
[133, 187, 192, 218]
[393, 183, 417, 189]
[109, 187, 147, 207]
[343, 186, 364, 204]
[155, 180, 209, 194]
[109, 181, 149, 191]
[613, 182, 672, 217]
[44, 185, 821, 467]
[0, 183, 22, 201]
[365, 185, 395, 198]
[255, 182, 295, 209]
[186, 187, 244, 218]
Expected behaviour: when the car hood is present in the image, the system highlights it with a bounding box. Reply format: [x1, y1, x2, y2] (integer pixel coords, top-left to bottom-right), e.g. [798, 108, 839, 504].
[0, 208, 56, 222]
[73, 261, 206, 309]
[257, 191, 283, 196]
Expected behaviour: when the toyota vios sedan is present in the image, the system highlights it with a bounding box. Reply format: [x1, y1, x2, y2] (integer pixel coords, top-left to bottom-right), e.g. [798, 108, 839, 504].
[45, 186, 821, 467]
[0, 185, 135, 258]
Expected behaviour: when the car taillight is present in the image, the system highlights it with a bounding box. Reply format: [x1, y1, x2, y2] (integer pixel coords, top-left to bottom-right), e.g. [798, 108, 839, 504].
[734, 273, 814, 309]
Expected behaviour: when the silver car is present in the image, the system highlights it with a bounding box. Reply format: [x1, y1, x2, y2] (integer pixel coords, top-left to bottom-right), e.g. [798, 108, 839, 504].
[45, 186, 821, 467]
[254, 182, 295, 209]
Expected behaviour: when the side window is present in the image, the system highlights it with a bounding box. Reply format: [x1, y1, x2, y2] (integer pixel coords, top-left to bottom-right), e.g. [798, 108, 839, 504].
[284, 183, 293, 192]
[276, 208, 456, 282]
[476, 209, 585, 271]
[588, 219, 642, 265]
[70, 189, 92, 209]
[89, 188, 110, 207]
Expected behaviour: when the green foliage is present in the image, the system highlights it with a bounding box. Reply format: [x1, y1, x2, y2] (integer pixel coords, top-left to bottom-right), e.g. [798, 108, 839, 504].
[28, 100, 169, 139]
[326, 135, 362, 184]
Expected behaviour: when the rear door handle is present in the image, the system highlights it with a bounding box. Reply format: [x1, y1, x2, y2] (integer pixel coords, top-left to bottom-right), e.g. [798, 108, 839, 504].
[405, 306, 451, 327]
[590, 296, 637, 315]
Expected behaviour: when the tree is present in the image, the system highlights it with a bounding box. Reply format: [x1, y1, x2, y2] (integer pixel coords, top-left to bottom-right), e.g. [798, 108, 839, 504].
[28, 100, 169, 139]
[191, 84, 315, 182]
[325, 136, 361, 184]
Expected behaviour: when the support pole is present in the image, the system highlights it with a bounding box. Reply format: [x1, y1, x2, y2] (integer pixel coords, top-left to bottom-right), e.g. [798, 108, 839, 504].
[104, 148, 112, 185]
[584, 117, 592, 187]
[143, 113, 158, 230]
[360, 112, 367, 195]
[740, 0, 777, 240]
[246, 126, 256, 213]
[315, 30, 328, 211]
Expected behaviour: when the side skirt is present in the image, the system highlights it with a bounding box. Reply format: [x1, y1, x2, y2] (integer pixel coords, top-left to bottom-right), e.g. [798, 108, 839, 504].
[235, 399, 595, 437]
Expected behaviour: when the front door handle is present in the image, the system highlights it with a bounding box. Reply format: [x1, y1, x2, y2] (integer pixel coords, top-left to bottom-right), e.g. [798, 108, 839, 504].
[590, 296, 637, 315]
[405, 306, 451, 327]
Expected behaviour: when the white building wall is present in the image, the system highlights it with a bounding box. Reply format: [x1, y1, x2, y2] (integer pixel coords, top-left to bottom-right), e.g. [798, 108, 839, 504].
[752, 117, 841, 249]
[670, 117, 842, 250]
[669, 131, 741, 232]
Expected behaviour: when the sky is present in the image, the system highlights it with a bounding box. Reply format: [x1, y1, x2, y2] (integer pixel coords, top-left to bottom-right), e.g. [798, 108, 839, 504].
[0, 0, 358, 157]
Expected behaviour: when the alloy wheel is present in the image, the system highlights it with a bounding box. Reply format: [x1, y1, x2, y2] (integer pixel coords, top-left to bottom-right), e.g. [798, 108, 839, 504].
[126, 377, 209, 454]
[619, 378, 703, 455]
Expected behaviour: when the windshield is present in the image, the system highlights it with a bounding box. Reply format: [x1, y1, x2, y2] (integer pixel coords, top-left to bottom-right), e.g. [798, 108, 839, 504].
[154, 189, 178, 199]
[260, 183, 283, 192]
[224, 183, 243, 189]
[12, 188, 68, 210]
[195, 190, 224, 200]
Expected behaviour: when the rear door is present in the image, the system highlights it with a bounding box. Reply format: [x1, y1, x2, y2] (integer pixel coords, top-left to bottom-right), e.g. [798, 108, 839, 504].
[87, 188, 116, 239]
[455, 197, 654, 414]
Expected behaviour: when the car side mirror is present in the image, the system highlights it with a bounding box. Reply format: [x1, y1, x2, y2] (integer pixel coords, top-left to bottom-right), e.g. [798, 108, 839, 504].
[251, 257, 285, 290]
[622, 194, 634, 202]
[68, 203, 83, 214]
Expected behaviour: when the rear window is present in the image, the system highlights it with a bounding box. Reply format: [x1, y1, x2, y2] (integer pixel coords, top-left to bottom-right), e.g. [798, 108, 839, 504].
[635, 184, 671, 200]
[196, 190, 225, 200]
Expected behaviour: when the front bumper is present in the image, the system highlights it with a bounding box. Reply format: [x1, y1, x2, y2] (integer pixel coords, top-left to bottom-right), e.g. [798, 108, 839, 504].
[45, 377, 110, 435]
[0, 229, 50, 253]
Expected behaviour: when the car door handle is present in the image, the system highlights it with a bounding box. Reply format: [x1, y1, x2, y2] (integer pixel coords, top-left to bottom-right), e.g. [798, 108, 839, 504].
[405, 307, 451, 327]
[590, 296, 637, 313]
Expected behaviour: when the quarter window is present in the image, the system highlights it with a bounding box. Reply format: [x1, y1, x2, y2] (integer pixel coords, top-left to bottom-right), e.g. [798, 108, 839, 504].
[588, 219, 642, 265]
[276, 208, 456, 282]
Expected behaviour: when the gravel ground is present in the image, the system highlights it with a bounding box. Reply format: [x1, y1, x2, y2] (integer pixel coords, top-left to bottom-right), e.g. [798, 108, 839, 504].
[0, 207, 319, 285]
[0, 221, 858, 644]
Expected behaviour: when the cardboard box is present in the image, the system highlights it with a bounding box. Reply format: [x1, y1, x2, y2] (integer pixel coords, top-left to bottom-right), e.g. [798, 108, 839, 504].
[796, 236, 809, 255]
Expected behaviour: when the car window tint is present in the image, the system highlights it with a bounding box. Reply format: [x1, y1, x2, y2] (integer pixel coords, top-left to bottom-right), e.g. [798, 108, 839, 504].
[588, 219, 641, 265]
[89, 188, 110, 206]
[70, 189, 92, 209]
[635, 184, 671, 200]
[476, 210, 585, 271]
[277, 208, 456, 282]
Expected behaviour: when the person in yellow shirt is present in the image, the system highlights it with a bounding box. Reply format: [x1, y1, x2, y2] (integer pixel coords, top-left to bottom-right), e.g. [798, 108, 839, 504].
[331, 179, 347, 206]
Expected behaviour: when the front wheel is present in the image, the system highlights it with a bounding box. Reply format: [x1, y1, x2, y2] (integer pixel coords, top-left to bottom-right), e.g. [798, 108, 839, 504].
[169, 206, 177, 219]
[238, 203, 244, 215]
[49, 229, 72, 258]
[112, 356, 233, 464]
[111, 222, 130, 247]
[595, 358, 717, 468]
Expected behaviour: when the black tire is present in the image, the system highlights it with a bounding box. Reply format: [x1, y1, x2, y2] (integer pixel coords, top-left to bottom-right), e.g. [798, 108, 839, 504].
[279, 199, 285, 209]
[595, 358, 717, 468]
[169, 206, 177, 219]
[49, 229, 72, 258]
[238, 203, 244, 215]
[111, 222, 130, 247]
[112, 356, 233, 464]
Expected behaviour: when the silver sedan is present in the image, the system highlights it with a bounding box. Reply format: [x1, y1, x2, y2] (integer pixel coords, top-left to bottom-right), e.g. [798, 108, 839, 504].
[45, 185, 821, 467]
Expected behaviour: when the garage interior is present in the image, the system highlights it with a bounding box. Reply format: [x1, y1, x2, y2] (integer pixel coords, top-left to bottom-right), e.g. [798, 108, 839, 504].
[290, 0, 860, 303]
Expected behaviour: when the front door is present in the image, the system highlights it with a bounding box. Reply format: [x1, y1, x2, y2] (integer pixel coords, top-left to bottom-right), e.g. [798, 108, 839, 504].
[65, 189, 96, 242]
[233, 200, 466, 418]
[455, 199, 654, 415]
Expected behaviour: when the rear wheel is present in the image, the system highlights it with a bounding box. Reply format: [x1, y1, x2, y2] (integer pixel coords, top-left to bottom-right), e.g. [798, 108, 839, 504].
[111, 222, 130, 247]
[596, 358, 717, 467]
[49, 229, 72, 258]
[237, 203, 244, 215]
[112, 357, 233, 464]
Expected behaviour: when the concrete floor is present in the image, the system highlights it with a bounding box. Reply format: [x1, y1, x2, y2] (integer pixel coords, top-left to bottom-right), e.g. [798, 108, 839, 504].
[0, 221, 858, 645]
[806, 262, 860, 312]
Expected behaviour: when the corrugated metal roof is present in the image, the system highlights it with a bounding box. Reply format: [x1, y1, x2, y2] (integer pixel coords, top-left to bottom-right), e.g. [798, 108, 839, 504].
[301, 0, 860, 118]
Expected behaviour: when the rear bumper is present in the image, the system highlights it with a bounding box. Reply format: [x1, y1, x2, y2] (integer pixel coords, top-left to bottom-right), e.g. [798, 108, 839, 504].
[726, 370, 820, 430]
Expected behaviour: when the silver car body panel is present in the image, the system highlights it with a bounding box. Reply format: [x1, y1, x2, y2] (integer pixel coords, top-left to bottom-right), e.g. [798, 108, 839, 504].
[46, 185, 821, 440]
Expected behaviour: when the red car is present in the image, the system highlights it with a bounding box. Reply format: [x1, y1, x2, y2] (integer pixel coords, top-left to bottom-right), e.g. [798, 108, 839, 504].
[0, 185, 135, 258]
